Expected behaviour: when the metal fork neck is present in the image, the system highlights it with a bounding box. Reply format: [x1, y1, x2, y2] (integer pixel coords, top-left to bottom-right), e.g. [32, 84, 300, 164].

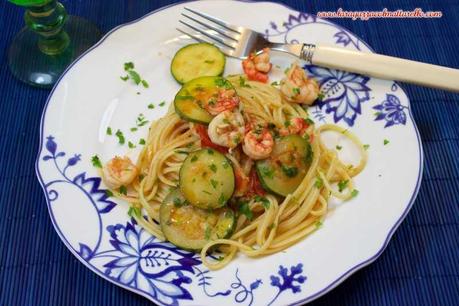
[269, 43, 316, 63]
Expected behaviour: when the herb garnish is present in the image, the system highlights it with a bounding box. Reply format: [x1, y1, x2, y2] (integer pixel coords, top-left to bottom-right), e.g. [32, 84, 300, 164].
[122, 62, 149, 88]
[292, 87, 300, 95]
[106, 127, 112, 135]
[218, 193, 226, 206]
[314, 177, 323, 188]
[336, 145, 342, 151]
[384, 139, 390, 145]
[159, 101, 166, 107]
[214, 78, 232, 89]
[260, 166, 275, 179]
[210, 179, 218, 189]
[270, 81, 279, 86]
[204, 225, 211, 240]
[91, 155, 102, 168]
[351, 189, 359, 198]
[363, 144, 370, 150]
[281, 164, 298, 177]
[317, 92, 325, 101]
[119, 185, 128, 195]
[238, 201, 253, 220]
[209, 163, 217, 173]
[255, 195, 270, 209]
[128, 206, 141, 218]
[139, 138, 146, 145]
[239, 76, 251, 88]
[337, 180, 349, 192]
[115, 130, 125, 144]
[128, 141, 136, 149]
[105, 190, 114, 197]
[190, 155, 198, 162]
[148, 103, 155, 109]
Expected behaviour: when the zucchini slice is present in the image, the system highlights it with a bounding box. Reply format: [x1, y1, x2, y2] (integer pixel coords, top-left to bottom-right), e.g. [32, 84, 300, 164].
[174, 76, 234, 124]
[160, 188, 235, 251]
[179, 148, 235, 209]
[256, 135, 313, 197]
[171, 43, 225, 84]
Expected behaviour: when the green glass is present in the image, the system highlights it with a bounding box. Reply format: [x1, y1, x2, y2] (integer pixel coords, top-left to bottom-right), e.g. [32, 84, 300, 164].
[8, 0, 102, 88]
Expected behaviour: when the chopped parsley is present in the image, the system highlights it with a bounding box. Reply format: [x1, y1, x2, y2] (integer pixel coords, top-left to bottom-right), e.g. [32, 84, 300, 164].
[315, 220, 323, 228]
[91, 155, 102, 168]
[122, 62, 149, 88]
[209, 163, 217, 173]
[260, 166, 275, 179]
[139, 138, 146, 145]
[105, 190, 114, 197]
[207, 149, 214, 155]
[204, 225, 211, 240]
[128, 70, 141, 85]
[292, 87, 300, 95]
[214, 78, 232, 89]
[314, 177, 323, 188]
[159, 101, 166, 107]
[175, 95, 194, 100]
[336, 145, 342, 151]
[106, 127, 112, 135]
[136, 113, 149, 127]
[173, 197, 186, 207]
[351, 189, 359, 198]
[190, 155, 198, 162]
[203, 190, 212, 195]
[281, 164, 298, 178]
[128, 206, 141, 218]
[210, 179, 218, 189]
[255, 195, 270, 209]
[204, 59, 215, 64]
[363, 144, 370, 150]
[222, 159, 230, 169]
[130, 127, 138, 132]
[124, 62, 134, 70]
[317, 92, 325, 101]
[119, 185, 128, 195]
[270, 81, 279, 86]
[384, 139, 390, 145]
[218, 193, 226, 206]
[239, 76, 251, 88]
[337, 180, 349, 192]
[238, 201, 253, 220]
[128, 141, 136, 149]
[148, 103, 155, 109]
[115, 130, 125, 144]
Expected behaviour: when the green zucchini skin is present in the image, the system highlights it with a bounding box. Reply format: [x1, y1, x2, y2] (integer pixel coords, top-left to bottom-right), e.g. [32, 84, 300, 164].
[174, 76, 235, 124]
[179, 148, 235, 209]
[171, 43, 225, 84]
[160, 188, 235, 251]
[256, 135, 313, 197]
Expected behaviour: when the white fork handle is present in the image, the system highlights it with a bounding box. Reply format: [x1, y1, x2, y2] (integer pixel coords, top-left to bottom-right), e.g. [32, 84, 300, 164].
[310, 44, 459, 92]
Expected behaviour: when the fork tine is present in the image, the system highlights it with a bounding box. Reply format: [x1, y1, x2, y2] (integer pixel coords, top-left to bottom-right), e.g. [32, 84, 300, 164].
[184, 7, 242, 34]
[181, 13, 239, 42]
[176, 28, 234, 55]
[179, 20, 236, 50]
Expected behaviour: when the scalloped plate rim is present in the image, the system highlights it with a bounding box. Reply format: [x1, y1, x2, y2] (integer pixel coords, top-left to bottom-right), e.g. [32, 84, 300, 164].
[34, 1, 424, 305]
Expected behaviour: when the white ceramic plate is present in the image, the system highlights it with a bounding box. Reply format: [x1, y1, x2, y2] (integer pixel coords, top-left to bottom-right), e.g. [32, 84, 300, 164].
[36, 1, 423, 305]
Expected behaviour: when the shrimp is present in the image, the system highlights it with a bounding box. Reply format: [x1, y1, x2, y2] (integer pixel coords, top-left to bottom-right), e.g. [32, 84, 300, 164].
[280, 63, 319, 105]
[242, 48, 272, 83]
[242, 128, 274, 160]
[279, 117, 310, 136]
[205, 89, 240, 115]
[102, 156, 138, 190]
[208, 110, 245, 148]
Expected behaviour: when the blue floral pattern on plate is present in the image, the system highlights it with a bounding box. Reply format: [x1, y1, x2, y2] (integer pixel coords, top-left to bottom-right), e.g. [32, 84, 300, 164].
[373, 93, 408, 128]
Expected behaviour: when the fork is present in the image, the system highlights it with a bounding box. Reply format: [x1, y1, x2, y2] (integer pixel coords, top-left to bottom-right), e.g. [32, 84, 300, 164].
[178, 7, 459, 93]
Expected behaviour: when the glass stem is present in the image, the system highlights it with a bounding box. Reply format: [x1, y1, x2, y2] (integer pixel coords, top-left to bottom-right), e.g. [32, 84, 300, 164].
[24, 0, 69, 55]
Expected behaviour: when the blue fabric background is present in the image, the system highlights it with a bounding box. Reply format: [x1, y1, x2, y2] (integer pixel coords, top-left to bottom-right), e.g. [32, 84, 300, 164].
[0, 0, 458, 305]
